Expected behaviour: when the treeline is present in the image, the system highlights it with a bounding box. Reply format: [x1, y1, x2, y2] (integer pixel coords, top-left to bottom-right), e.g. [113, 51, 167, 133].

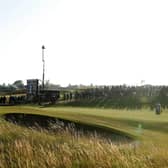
[63, 85, 168, 109]
[0, 80, 26, 95]
[0, 84, 16, 93]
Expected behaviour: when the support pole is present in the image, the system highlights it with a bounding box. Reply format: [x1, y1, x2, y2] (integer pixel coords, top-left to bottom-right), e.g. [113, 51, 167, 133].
[42, 45, 45, 90]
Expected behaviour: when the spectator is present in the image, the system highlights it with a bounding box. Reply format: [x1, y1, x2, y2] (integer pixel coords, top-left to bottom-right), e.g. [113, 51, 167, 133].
[155, 103, 161, 115]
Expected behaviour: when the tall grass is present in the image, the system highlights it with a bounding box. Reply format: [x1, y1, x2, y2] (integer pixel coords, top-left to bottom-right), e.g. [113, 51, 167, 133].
[0, 119, 167, 168]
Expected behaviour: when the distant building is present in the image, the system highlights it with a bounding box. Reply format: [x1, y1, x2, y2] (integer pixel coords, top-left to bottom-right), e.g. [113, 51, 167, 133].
[40, 89, 60, 103]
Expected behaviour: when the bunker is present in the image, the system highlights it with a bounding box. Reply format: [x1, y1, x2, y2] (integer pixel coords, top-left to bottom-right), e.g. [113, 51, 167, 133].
[3, 113, 133, 143]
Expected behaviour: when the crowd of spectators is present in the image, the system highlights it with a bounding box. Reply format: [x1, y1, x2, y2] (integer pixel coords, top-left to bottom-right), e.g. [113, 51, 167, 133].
[0, 95, 26, 105]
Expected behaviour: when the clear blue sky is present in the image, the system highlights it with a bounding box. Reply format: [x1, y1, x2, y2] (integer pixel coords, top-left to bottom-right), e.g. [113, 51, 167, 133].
[0, 0, 168, 86]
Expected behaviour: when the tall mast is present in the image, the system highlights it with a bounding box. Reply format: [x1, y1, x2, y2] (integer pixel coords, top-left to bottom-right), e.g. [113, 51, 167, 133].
[42, 45, 45, 90]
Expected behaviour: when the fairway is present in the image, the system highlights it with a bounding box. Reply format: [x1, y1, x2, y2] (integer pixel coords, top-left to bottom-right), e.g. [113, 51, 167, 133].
[0, 106, 167, 145]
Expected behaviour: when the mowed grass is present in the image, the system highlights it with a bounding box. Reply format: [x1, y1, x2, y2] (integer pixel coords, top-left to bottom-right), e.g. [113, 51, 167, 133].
[0, 106, 167, 144]
[0, 106, 167, 167]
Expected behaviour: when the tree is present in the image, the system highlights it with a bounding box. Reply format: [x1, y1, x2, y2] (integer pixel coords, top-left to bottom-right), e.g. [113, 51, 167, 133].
[13, 80, 24, 89]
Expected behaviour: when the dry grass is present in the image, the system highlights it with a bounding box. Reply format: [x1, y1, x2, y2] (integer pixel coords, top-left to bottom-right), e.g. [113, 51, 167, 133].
[0, 119, 167, 168]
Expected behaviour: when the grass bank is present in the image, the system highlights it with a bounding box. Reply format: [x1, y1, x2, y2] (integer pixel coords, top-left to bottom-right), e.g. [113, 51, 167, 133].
[0, 106, 167, 167]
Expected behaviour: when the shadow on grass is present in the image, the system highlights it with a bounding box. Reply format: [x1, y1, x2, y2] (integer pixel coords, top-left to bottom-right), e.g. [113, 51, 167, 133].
[81, 114, 168, 134]
[2, 113, 134, 144]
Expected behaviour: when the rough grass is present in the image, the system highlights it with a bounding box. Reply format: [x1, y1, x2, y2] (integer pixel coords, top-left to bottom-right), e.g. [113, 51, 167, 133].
[0, 119, 167, 168]
[1, 106, 167, 143]
[0, 106, 167, 167]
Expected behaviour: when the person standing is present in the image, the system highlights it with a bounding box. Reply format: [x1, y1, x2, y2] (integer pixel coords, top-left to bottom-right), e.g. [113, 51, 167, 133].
[155, 103, 161, 115]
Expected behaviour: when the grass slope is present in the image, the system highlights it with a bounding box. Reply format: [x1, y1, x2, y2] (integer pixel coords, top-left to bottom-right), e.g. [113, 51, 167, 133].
[0, 106, 167, 145]
[0, 106, 167, 167]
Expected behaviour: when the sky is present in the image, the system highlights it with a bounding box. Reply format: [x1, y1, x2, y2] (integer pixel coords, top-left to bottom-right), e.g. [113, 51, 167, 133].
[0, 0, 168, 86]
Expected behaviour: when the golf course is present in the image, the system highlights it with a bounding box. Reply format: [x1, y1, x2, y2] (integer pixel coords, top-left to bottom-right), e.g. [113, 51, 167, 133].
[0, 105, 167, 167]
